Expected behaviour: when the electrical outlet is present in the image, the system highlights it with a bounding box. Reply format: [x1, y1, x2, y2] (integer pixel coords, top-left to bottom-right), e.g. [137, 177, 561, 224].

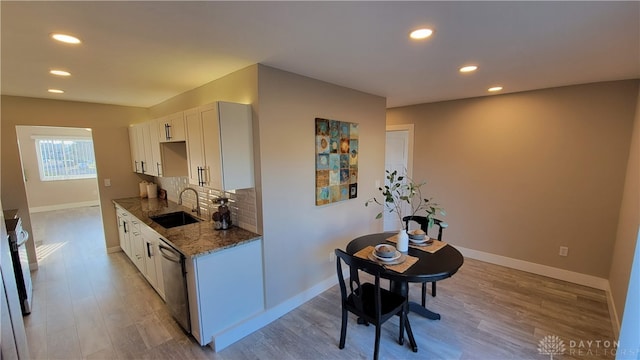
[329, 252, 336, 263]
[559, 246, 569, 257]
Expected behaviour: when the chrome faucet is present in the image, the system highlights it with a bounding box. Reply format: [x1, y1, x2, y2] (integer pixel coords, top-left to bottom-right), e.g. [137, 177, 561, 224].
[178, 187, 200, 216]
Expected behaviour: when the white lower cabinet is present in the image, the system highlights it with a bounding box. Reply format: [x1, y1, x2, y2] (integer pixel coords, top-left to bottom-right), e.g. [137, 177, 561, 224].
[114, 204, 264, 349]
[116, 207, 132, 258]
[187, 239, 264, 348]
[114, 206, 165, 300]
[129, 219, 146, 273]
[141, 226, 165, 299]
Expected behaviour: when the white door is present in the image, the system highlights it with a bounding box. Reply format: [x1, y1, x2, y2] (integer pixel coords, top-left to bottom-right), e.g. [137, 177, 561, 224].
[384, 129, 411, 231]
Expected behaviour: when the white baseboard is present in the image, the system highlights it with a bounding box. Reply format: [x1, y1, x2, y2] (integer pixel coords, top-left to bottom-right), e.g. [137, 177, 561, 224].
[606, 283, 621, 339]
[457, 245, 610, 290]
[29, 200, 100, 213]
[210, 273, 339, 352]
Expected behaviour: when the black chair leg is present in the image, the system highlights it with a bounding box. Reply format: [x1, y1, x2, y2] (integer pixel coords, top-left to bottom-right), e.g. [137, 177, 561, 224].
[339, 308, 347, 349]
[421, 283, 427, 307]
[432, 282, 437, 297]
[398, 310, 405, 345]
[374, 324, 381, 360]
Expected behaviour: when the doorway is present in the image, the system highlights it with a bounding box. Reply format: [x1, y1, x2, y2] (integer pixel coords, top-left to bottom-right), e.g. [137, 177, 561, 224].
[384, 124, 414, 231]
[15, 126, 102, 265]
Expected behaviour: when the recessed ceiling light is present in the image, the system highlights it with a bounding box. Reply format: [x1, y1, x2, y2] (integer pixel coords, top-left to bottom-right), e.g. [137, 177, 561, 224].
[48, 89, 64, 94]
[409, 28, 434, 40]
[459, 65, 478, 73]
[50, 69, 71, 76]
[51, 33, 81, 44]
[488, 86, 503, 92]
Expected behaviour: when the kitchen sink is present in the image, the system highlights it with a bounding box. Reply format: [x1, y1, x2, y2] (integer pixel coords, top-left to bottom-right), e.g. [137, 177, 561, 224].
[150, 211, 201, 229]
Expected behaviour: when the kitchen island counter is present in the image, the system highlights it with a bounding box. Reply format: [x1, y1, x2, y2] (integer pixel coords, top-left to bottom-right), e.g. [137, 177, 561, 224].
[113, 197, 261, 258]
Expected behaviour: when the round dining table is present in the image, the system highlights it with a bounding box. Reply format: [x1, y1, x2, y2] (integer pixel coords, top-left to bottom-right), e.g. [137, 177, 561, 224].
[346, 232, 464, 320]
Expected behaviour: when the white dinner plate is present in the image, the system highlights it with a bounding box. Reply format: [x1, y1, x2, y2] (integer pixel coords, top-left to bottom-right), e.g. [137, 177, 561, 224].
[371, 250, 401, 262]
[411, 240, 435, 247]
[368, 251, 406, 265]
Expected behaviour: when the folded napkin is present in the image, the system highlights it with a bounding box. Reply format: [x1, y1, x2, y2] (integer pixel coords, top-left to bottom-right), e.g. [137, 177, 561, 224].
[354, 246, 418, 273]
[386, 234, 448, 254]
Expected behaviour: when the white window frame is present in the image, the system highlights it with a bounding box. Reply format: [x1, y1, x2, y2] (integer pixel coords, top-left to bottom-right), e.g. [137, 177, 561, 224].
[33, 135, 97, 182]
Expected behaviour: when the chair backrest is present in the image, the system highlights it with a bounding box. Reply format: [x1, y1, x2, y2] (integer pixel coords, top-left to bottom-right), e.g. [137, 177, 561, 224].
[335, 249, 385, 316]
[403, 215, 447, 240]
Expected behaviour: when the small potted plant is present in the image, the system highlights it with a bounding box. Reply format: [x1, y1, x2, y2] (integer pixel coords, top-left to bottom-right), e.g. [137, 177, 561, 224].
[365, 169, 445, 251]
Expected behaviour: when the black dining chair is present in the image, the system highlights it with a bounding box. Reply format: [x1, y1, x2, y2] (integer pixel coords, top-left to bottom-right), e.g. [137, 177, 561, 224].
[403, 215, 447, 306]
[335, 249, 416, 360]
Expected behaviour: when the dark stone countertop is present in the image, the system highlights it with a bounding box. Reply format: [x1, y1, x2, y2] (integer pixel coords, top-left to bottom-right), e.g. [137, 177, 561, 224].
[112, 197, 261, 259]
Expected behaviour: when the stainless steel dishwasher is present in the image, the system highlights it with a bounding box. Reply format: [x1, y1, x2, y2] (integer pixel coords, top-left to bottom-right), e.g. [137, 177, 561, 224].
[158, 239, 191, 333]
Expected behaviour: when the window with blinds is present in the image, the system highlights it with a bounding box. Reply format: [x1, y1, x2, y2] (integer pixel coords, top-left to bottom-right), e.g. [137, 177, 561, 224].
[35, 137, 97, 181]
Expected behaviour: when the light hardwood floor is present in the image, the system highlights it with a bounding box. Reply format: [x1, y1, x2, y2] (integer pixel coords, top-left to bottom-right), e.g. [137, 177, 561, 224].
[25, 206, 615, 359]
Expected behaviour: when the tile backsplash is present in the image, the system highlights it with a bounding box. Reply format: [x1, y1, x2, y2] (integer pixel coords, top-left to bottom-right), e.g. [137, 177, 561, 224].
[155, 177, 258, 233]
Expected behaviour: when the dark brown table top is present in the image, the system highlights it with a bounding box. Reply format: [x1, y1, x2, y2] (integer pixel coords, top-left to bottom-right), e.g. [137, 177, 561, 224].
[345, 232, 464, 283]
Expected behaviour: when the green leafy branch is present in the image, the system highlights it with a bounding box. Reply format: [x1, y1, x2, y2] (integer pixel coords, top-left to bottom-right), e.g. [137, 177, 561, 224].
[365, 170, 446, 229]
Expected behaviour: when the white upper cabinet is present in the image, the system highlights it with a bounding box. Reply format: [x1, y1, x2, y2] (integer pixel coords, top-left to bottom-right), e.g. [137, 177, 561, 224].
[129, 123, 146, 174]
[129, 122, 159, 176]
[185, 102, 254, 190]
[217, 102, 255, 190]
[127, 103, 252, 186]
[147, 119, 162, 177]
[128, 125, 139, 173]
[185, 107, 209, 187]
[158, 112, 186, 142]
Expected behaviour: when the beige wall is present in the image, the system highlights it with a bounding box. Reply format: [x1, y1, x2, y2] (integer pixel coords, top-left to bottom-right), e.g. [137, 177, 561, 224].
[609, 86, 640, 324]
[149, 65, 258, 118]
[16, 126, 99, 210]
[387, 80, 639, 278]
[257, 65, 386, 307]
[1, 95, 148, 257]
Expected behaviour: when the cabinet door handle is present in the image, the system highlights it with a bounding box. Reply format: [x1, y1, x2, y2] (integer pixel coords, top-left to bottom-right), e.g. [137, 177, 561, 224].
[134, 160, 139, 172]
[141, 161, 146, 174]
[164, 123, 169, 140]
[200, 166, 206, 186]
[165, 123, 172, 140]
[196, 166, 202, 186]
[157, 162, 162, 177]
[146, 242, 152, 258]
[123, 221, 128, 233]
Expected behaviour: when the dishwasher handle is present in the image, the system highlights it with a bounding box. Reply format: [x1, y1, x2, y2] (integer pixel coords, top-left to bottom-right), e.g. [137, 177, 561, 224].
[158, 243, 182, 263]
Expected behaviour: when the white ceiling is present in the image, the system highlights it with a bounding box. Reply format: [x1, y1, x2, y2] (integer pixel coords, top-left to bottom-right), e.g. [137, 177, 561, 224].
[1, 1, 639, 108]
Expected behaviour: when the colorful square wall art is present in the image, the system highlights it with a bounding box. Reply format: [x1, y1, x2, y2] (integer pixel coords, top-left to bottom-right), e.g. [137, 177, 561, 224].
[316, 118, 358, 205]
